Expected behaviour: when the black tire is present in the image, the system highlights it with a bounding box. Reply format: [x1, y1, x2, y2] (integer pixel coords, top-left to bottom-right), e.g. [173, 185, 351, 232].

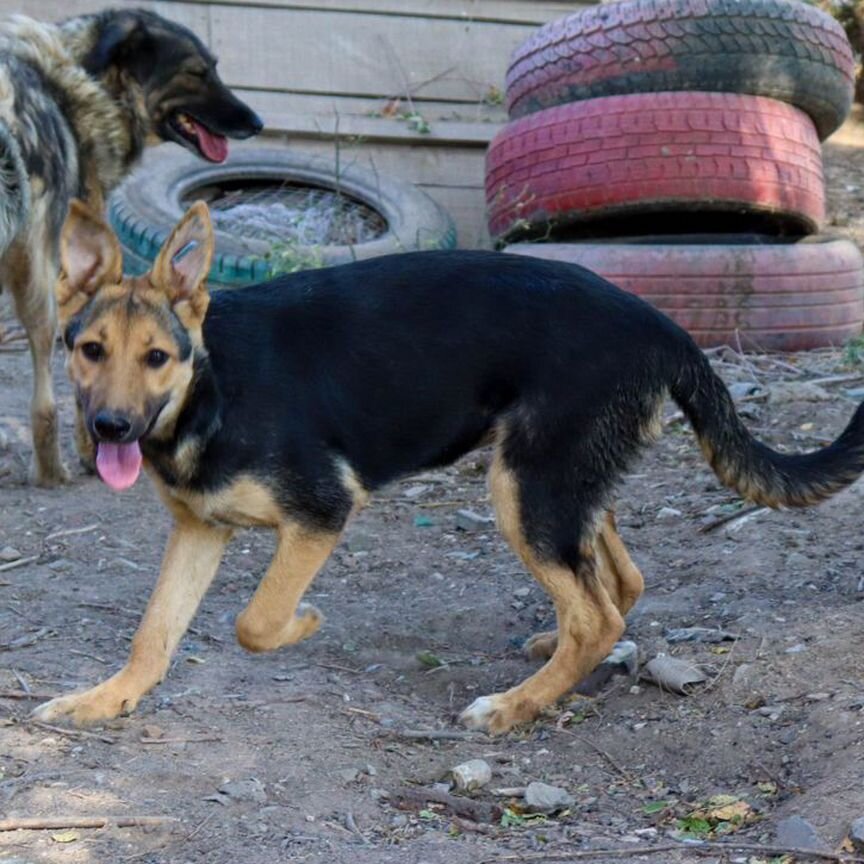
[506, 0, 855, 140]
[109, 144, 457, 286]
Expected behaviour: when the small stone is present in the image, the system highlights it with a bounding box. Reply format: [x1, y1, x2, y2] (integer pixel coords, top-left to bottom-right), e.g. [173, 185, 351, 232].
[389, 814, 408, 828]
[767, 381, 831, 404]
[844, 387, 864, 400]
[345, 531, 375, 553]
[806, 692, 830, 702]
[656, 507, 682, 521]
[48, 558, 73, 572]
[370, 788, 389, 802]
[785, 643, 808, 654]
[337, 768, 360, 784]
[454, 509, 495, 532]
[524, 781, 574, 814]
[785, 551, 810, 571]
[0, 546, 21, 562]
[757, 705, 785, 720]
[849, 816, 864, 852]
[513, 587, 531, 598]
[402, 484, 430, 499]
[728, 382, 761, 400]
[775, 816, 829, 852]
[218, 778, 267, 803]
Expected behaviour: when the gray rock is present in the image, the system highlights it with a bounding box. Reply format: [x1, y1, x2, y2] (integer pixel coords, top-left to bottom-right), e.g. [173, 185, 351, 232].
[337, 768, 360, 783]
[775, 815, 829, 852]
[0, 546, 21, 562]
[218, 778, 267, 804]
[656, 507, 682, 521]
[849, 816, 864, 852]
[402, 484, 430, 499]
[767, 381, 831, 404]
[345, 531, 375, 553]
[785, 643, 808, 654]
[844, 387, 864, 400]
[454, 509, 495, 532]
[728, 382, 761, 400]
[524, 781, 575, 814]
[785, 551, 811, 571]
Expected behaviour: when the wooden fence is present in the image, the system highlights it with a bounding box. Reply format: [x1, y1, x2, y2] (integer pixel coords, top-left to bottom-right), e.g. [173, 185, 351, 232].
[11, 1, 595, 247]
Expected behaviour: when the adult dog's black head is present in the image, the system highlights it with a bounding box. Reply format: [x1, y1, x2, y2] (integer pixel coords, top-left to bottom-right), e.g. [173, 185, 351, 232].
[81, 8, 262, 162]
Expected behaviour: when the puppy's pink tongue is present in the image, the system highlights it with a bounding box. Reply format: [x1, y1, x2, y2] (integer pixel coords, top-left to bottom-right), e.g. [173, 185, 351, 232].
[96, 442, 143, 491]
[192, 120, 228, 162]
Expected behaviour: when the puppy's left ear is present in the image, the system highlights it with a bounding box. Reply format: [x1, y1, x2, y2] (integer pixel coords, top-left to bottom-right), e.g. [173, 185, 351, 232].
[57, 199, 123, 325]
[151, 202, 214, 326]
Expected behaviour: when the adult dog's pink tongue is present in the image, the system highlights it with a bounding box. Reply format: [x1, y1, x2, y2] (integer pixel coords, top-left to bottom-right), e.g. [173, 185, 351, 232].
[96, 442, 143, 491]
[192, 120, 228, 162]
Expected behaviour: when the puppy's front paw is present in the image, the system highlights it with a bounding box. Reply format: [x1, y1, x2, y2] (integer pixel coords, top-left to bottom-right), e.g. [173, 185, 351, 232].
[459, 692, 538, 735]
[33, 676, 143, 727]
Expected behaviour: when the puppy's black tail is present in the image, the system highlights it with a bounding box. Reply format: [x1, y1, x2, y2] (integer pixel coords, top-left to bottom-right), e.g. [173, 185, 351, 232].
[670, 344, 864, 508]
[0, 121, 29, 259]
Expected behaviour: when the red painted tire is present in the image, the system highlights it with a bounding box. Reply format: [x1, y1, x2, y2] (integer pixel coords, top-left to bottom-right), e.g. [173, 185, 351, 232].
[503, 236, 864, 352]
[506, 0, 854, 140]
[486, 93, 825, 244]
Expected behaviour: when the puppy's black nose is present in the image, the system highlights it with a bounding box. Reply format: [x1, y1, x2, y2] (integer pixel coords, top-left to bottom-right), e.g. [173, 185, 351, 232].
[249, 111, 264, 135]
[93, 412, 132, 442]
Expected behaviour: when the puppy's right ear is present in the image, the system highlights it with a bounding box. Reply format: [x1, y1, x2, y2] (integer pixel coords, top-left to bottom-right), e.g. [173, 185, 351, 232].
[57, 199, 123, 325]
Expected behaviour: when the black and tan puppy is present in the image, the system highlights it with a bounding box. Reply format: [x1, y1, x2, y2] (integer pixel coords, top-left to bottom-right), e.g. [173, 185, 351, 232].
[0, 8, 261, 485]
[35, 201, 864, 734]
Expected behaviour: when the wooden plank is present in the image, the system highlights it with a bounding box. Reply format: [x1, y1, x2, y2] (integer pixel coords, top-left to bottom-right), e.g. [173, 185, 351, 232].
[13, 0, 209, 32]
[293, 135, 485, 189]
[247, 93, 503, 144]
[234, 87, 506, 124]
[153, 0, 591, 25]
[210, 6, 539, 102]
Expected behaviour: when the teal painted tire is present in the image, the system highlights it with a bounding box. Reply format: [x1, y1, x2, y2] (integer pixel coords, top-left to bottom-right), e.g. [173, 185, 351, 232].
[109, 144, 457, 287]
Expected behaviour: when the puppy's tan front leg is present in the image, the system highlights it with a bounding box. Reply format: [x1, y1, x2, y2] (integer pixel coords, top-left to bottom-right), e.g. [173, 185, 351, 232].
[236, 522, 341, 653]
[35, 517, 231, 726]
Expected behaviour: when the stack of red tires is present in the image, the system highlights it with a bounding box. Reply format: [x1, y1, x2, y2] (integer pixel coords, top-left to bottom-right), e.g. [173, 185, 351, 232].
[487, 0, 864, 351]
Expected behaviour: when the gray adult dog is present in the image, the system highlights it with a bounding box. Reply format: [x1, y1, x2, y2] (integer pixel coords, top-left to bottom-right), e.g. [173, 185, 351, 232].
[0, 8, 261, 485]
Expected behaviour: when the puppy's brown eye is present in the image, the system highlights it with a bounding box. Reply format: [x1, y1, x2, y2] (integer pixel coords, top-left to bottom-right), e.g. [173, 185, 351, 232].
[146, 349, 169, 369]
[81, 342, 104, 362]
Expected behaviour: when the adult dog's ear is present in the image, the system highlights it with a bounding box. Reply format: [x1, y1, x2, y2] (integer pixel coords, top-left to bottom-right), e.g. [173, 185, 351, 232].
[57, 199, 123, 325]
[150, 201, 214, 328]
[82, 12, 144, 75]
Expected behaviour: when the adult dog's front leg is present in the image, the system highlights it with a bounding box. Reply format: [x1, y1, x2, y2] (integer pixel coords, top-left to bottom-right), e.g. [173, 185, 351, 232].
[34, 517, 231, 726]
[235, 522, 342, 653]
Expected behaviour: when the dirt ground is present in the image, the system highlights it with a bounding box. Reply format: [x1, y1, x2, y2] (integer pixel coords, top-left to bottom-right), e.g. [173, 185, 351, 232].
[3, 122, 864, 864]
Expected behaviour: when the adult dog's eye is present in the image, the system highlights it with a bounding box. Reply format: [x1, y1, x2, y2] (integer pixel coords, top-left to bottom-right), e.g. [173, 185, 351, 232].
[146, 349, 169, 369]
[81, 342, 104, 362]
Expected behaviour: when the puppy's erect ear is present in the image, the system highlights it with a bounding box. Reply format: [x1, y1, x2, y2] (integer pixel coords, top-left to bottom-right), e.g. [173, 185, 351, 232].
[150, 202, 214, 326]
[57, 199, 123, 324]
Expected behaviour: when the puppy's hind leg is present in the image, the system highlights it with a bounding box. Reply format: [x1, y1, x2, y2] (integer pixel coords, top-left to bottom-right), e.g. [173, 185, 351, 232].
[5, 243, 68, 486]
[461, 453, 625, 734]
[524, 509, 644, 661]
